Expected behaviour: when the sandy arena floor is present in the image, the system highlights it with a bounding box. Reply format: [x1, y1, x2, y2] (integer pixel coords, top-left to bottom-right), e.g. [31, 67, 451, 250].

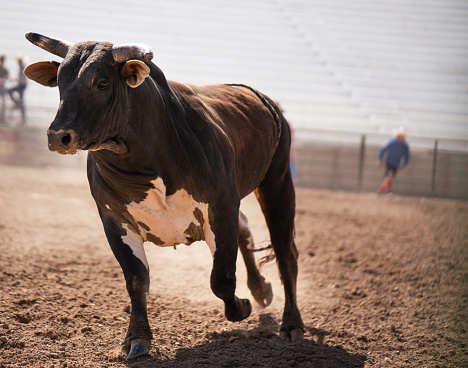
[0, 163, 467, 367]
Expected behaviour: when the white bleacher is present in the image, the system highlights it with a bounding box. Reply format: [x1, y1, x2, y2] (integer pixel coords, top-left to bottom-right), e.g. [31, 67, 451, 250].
[0, 0, 467, 143]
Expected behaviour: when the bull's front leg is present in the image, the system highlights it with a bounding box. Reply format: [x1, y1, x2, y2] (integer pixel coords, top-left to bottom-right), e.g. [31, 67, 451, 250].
[208, 203, 252, 322]
[100, 216, 152, 360]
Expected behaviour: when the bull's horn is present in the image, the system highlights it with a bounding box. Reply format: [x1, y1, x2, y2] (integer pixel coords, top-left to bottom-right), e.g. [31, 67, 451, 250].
[112, 43, 153, 63]
[25, 32, 73, 59]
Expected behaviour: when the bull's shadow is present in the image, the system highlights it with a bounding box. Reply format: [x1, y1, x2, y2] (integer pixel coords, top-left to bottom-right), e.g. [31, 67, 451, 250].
[125, 313, 366, 368]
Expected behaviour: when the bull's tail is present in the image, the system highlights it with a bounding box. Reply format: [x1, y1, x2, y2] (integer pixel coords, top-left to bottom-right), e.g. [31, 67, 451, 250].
[247, 241, 276, 270]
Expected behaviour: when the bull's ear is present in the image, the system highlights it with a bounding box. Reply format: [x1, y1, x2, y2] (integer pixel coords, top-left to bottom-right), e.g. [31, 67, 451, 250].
[24, 61, 60, 87]
[122, 60, 150, 88]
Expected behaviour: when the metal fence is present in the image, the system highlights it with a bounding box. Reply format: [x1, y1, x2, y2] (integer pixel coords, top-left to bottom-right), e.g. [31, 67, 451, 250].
[293, 130, 468, 200]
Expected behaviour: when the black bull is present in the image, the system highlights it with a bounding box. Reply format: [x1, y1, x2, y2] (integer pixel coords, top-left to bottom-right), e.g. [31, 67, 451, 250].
[24, 32, 304, 359]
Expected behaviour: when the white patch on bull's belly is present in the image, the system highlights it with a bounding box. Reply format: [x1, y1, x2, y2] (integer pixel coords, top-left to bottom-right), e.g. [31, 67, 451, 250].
[125, 178, 216, 255]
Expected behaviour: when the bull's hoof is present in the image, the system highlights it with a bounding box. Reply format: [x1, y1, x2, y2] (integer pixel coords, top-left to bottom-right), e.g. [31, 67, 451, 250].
[121, 338, 150, 360]
[225, 297, 252, 322]
[280, 328, 304, 342]
[251, 281, 273, 308]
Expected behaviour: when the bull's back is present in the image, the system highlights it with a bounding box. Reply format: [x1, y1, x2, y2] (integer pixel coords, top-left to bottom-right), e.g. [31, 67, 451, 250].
[169, 81, 283, 196]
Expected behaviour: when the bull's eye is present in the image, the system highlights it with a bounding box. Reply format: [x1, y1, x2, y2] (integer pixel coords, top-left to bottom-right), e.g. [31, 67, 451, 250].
[97, 79, 109, 90]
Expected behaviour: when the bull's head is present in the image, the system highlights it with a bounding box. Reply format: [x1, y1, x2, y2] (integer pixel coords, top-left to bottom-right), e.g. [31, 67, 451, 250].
[24, 32, 154, 155]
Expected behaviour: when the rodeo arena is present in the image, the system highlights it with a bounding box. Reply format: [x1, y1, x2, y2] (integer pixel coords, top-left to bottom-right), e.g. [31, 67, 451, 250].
[0, 1, 467, 367]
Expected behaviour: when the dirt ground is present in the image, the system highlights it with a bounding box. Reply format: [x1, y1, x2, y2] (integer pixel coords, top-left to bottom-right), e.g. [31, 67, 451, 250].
[0, 162, 467, 368]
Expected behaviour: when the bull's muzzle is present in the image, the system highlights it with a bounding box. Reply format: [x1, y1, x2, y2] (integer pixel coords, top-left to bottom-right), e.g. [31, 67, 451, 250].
[47, 129, 79, 154]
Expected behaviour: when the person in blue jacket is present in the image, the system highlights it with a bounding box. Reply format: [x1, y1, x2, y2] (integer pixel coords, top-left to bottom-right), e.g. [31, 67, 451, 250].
[377, 127, 410, 195]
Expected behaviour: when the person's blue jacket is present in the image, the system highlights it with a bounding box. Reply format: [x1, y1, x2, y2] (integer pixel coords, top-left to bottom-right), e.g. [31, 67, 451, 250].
[379, 137, 410, 168]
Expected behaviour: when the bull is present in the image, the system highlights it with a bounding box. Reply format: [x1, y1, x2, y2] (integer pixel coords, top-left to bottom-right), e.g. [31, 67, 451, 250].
[24, 32, 303, 360]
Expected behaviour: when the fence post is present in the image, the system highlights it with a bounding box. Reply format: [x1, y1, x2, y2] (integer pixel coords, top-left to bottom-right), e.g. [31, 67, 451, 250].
[357, 134, 366, 191]
[431, 139, 438, 195]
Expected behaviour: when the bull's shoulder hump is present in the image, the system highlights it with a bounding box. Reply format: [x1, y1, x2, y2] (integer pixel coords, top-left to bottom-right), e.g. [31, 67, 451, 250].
[167, 80, 198, 95]
[168, 80, 238, 99]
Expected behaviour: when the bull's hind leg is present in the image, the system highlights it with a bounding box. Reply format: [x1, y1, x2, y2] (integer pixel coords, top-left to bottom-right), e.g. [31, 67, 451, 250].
[255, 178, 304, 340]
[238, 211, 273, 307]
[255, 129, 304, 340]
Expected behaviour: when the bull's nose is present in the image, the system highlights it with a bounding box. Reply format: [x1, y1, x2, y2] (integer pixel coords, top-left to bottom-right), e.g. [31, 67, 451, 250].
[47, 129, 78, 153]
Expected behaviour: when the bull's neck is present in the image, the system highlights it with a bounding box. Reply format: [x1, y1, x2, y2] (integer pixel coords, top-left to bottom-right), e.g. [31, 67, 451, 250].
[89, 68, 205, 189]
